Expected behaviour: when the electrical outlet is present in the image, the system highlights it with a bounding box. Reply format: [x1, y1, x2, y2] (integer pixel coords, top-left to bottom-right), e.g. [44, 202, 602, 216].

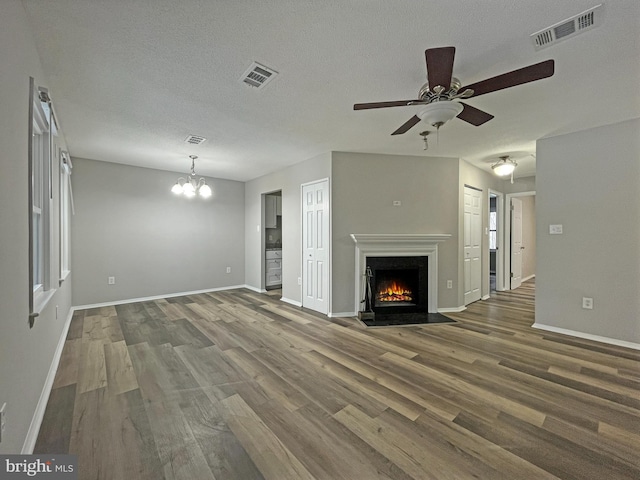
[108, 276, 115, 285]
[447, 280, 453, 289]
[226, 267, 231, 274]
[582, 297, 593, 309]
[1, 402, 6, 443]
[298, 277, 302, 285]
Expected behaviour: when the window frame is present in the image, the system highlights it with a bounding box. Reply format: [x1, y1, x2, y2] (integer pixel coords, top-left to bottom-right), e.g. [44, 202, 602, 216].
[28, 78, 56, 325]
[59, 150, 72, 283]
[489, 210, 498, 251]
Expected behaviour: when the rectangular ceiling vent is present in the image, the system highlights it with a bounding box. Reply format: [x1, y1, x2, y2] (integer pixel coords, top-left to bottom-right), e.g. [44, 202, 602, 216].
[531, 4, 604, 51]
[240, 62, 278, 89]
[184, 135, 206, 145]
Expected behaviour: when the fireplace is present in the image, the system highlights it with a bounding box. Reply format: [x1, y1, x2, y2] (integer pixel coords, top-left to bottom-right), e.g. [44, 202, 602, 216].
[351, 234, 451, 315]
[367, 256, 428, 314]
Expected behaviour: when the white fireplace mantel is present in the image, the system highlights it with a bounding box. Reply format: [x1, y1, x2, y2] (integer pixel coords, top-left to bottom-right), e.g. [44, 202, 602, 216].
[351, 233, 451, 314]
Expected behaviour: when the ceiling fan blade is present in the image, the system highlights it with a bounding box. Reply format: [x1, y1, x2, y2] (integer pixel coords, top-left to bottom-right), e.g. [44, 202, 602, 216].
[456, 102, 494, 126]
[425, 46, 456, 91]
[391, 115, 421, 135]
[460, 59, 554, 98]
[354, 100, 421, 110]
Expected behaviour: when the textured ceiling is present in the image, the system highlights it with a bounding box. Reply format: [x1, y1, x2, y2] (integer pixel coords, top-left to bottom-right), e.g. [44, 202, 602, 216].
[22, 0, 640, 181]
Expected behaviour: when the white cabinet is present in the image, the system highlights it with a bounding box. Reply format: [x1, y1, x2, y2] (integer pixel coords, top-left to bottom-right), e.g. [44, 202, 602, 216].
[265, 249, 282, 288]
[276, 196, 282, 216]
[265, 196, 277, 228]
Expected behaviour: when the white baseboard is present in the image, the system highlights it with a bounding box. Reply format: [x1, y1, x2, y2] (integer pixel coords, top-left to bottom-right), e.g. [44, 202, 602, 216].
[481, 294, 491, 300]
[22, 307, 75, 454]
[522, 274, 536, 282]
[329, 311, 357, 318]
[438, 306, 466, 313]
[280, 297, 302, 307]
[243, 284, 267, 294]
[73, 285, 247, 310]
[532, 323, 640, 351]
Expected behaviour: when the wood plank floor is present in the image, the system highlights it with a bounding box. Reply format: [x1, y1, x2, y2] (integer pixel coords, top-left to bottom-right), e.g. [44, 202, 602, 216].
[35, 280, 640, 479]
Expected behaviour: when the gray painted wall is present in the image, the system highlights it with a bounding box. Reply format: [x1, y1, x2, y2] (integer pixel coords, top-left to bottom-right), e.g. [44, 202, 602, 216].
[71, 158, 245, 306]
[331, 152, 460, 314]
[0, 0, 73, 453]
[244, 153, 331, 304]
[536, 118, 640, 343]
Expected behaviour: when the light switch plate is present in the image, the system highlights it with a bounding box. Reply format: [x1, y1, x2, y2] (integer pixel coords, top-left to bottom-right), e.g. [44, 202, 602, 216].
[549, 224, 563, 234]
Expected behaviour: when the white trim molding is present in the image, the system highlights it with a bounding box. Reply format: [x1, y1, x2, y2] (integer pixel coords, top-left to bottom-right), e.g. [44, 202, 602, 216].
[73, 285, 247, 310]
[280, 297, 303, 307]
[329, 311, 357, 318]
[350, 233, 451, 314]
[243, 284, 267, 294]
[438, 306, 467, 313]
[532, 323, 640, 351]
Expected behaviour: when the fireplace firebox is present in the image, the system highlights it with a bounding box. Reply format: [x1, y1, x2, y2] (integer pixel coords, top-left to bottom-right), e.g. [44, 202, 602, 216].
[366, 256, 429, 315]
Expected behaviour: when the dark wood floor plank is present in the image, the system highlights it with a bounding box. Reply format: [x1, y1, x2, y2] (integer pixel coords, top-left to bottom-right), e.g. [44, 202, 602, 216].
[221, 393, 315, 480]
[454, 410, 639, 480]
[33, 384, 76, 454]
[66, 309, 85, 340]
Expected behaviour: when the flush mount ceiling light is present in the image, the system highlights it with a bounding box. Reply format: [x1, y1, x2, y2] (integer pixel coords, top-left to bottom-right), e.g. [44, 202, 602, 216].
[171, 155, 212, 198]
[492, 155, 518, 183]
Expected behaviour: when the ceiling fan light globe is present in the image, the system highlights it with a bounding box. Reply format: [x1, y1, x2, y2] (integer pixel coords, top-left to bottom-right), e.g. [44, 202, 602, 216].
[492, 163, 515, 176]
[418, 102, 464, 127]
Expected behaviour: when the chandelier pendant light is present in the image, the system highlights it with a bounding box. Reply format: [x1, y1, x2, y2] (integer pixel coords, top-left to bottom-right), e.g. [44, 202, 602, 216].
[171, 155, 212, 198]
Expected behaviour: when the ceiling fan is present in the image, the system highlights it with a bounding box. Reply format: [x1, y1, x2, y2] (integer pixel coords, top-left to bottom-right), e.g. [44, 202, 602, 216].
[354, 46, 554, 135]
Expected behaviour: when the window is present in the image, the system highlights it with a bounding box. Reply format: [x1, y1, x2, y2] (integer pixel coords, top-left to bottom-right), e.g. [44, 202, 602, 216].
[59, 150, 72, 281]
[28, 78, 56, 324]
[489, 211, 497, 250]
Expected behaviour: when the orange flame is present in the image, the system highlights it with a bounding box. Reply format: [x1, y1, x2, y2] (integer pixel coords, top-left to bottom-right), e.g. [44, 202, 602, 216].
[377, 281, 413, 302]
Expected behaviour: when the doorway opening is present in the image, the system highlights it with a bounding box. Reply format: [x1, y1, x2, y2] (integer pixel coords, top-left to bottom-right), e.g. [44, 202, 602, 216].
[488, 190, 504, 293]
[504, 192, 536, 291]
[262, 190, 282, 293]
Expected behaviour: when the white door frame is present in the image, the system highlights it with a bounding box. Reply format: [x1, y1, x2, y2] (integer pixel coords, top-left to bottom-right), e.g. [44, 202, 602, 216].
[488, 190, 505, 292]
[300, 178, 331, 314]
[463, 185, 482, 305]
[504, 191, 535, 291]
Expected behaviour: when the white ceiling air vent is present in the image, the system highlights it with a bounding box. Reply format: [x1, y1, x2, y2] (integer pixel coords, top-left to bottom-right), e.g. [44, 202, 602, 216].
[240, 62, 278, 89]
[531, 4, 604, 51]
[184, 135, 206, 145]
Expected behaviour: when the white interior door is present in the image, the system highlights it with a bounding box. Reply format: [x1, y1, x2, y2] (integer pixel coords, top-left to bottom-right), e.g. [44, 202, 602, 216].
[302, 180, 329, 314]
[510, 197, 523, 289]
[464, 186, 482, 305]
